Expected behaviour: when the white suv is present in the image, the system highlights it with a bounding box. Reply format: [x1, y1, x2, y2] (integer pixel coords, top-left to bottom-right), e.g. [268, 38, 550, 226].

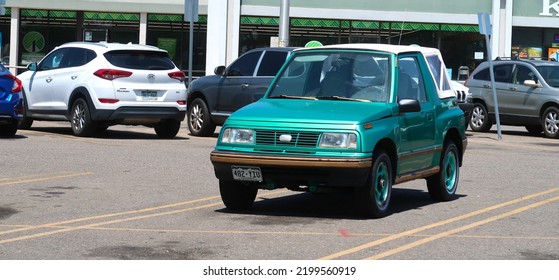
[17, 42, 187, 138]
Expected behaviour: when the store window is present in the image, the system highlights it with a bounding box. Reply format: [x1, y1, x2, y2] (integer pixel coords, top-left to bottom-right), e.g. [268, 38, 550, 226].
[146, 14, 207, 75]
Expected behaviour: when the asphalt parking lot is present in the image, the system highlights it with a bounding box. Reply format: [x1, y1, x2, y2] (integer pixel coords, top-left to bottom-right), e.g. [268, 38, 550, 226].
[1, 121, 558, 260]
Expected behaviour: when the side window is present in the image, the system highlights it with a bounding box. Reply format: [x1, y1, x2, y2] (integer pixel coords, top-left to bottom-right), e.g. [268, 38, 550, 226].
[473, 64, 513, 83]
[494, 65, 513, 83]
[38, 49, 68, 71]
[257, 51, 288, 76]
[226, 51, 262, 77]
[397, 56, 426, 103]
[62, 48, 96, 68]
[425, 54, 451, 91]
[514, 65, 537, 84]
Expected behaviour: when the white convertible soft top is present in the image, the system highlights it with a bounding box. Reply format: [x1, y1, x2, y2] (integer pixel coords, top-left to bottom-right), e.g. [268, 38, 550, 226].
[298, 43, 456, 99]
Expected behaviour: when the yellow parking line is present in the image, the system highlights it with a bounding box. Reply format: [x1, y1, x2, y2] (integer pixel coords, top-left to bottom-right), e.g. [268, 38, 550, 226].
[366, 195, 559, 260]
[0, 189, 289, 237]
[0, 202, 224, 244]
[320, 187, 559, 260]
[0, 195, 220, 236]
[0, 172, 93, 186]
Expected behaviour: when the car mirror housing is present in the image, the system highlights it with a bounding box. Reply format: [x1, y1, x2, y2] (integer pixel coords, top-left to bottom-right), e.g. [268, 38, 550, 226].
[523, 80, 542, 88]
[214, 66, 226, 76]
[398, 98, 421, 114]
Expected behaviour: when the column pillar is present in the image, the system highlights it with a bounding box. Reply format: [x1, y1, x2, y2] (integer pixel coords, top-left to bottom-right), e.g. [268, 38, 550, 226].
[9, 7, 19, 73]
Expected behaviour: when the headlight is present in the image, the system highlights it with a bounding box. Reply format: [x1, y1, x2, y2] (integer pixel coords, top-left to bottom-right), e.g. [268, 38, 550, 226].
[221, 128, 255, 144]
[319, 133, 357, 149]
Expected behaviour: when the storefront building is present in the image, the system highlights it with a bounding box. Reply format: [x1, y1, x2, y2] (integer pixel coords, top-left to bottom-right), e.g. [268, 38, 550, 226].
[2, 0, 559, 78]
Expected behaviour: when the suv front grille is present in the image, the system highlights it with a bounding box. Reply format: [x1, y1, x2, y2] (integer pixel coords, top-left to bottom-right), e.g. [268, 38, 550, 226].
[255, 129, 320, 147]
[454, 89, 467, 102]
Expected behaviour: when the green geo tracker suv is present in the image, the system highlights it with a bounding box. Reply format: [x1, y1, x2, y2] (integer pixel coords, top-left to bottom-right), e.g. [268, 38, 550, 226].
[210, 44, 468, 218]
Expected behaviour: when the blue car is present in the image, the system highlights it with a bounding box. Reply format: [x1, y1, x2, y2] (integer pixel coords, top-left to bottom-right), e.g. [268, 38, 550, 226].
[0, 64, 23, 137]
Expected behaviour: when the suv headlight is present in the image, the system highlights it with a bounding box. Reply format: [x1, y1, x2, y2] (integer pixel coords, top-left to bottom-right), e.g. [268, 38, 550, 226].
[221, 128, 255, 144]
[319, 133, 357, 149]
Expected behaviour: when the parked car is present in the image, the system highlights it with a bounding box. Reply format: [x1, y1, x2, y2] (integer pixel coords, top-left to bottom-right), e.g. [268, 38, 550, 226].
[186, 47, 296, 136]
[0, 64, 23, 137]
[465, 58, 559, 138]
[210, 44, 468, 218]
[16, 42, 187, 138]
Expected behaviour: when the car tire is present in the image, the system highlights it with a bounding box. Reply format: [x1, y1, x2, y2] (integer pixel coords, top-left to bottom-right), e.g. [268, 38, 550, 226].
[219, 180, 258, 210]
[525, 125, 542, 135]
[469, 103, 492, 132]
[356, 149, 392, 218]
[427, 140, 459, 201]
[542, 106, 559, 139]
[188, 98, 216, 137]
[154, 119, 181, 139]
[0, 120, 18, 137]
[18, 91, 33, 129]
[70, 98, 96, 137]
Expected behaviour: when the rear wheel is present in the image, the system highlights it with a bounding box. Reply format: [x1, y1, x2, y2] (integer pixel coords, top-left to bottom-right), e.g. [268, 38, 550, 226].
[427, 140, 459, 201]
[219, 180, 258, 210]
[356, 149, 392, 218]
[188, 98, 216, 137]
[470, 103, 492, 132]
[70, 98, 96, 137]
[542, 107, 559, 139]
[154, 119, 181, 138]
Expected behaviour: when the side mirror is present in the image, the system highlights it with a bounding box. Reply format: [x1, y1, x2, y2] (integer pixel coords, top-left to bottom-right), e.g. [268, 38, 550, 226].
[27, 63, 38, 71]
[523, 80, 542, 88]
[214, 66, 226, 76]
[398, 98, 421, 114]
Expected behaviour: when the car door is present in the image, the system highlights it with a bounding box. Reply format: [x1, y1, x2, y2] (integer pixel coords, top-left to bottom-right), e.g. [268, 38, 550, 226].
[215, 50, 263, 113]
[25, 48, 70, 111]
[250, 50, 290, 100]
[49, 47, 91, 111]
[396, 55, 437, 174]
[490, 64, 514, 117]
[504, 64, 542, 120]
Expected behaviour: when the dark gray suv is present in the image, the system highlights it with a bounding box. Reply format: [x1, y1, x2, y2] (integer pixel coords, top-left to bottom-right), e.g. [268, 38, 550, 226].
[465, 58, 559, 138]
[186, 47, 296, 136]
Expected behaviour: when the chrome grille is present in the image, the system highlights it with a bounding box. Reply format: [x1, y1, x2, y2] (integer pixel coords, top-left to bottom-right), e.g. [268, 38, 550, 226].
[454, 89, 467, 102]
[255, 130, 320, 147]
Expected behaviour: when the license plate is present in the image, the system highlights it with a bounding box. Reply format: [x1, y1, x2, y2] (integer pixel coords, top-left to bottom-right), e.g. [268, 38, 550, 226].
[140, 90, 158, 101]
[232, 166, 262, 182]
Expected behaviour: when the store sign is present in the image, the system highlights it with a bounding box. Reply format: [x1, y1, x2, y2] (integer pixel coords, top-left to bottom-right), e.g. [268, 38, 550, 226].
[540, 0, 559, 16]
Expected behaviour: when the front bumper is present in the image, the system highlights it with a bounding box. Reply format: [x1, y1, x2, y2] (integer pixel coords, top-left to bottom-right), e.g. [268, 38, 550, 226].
[210, 151, 372, 188]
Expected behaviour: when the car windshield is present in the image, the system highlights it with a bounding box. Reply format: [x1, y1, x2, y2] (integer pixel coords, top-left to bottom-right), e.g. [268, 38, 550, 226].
[267, 50, 390, 102]
[536, 65, 559, 87]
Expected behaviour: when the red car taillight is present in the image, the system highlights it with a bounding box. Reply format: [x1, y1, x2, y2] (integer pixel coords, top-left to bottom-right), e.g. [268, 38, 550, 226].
[94, 69, 133, 80]
[168, 71, 186, 82]
[7, 74, 22, 93]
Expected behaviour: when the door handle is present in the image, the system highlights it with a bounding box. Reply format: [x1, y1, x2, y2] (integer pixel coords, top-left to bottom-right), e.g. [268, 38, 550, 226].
[509, 86, 517, 91]
[241, 83, 249, 89]
[483, 84, 491, 88]
[71, 75, 78, 80]
[46, 77, 53, 83]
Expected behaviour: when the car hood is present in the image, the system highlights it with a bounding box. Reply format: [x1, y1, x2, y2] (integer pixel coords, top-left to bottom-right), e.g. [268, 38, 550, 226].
[227, 98, 394, 125]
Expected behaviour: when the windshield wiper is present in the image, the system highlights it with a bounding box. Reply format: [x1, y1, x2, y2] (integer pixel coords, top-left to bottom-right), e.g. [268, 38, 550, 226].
[270, 94, 318, 100]
[317, 96, 370, 102]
